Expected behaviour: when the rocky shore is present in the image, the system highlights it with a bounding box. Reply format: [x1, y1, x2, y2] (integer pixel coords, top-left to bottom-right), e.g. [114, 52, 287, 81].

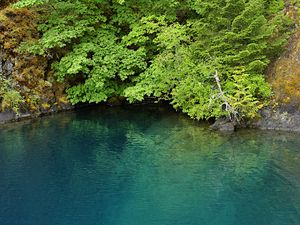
[210, 107, 300, 132]
[0, 104, 74, 124]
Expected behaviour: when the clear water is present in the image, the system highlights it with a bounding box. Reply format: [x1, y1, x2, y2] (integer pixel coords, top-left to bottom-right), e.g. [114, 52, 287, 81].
[0, 105, 300, 225]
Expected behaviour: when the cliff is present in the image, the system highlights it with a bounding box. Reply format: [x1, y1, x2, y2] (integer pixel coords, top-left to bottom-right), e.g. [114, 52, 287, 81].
[250, 0, 300, 132]
[0, 5, 72, 123]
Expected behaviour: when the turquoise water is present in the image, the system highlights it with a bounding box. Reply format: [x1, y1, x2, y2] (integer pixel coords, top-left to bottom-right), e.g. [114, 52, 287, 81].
[0, 105, 300, 225]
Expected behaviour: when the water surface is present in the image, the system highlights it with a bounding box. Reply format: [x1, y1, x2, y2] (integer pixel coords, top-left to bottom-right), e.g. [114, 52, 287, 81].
[0, 105, 300, 225]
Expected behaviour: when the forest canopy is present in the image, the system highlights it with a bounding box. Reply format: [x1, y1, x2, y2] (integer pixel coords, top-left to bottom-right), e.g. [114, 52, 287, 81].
[13, 0, 293, 121]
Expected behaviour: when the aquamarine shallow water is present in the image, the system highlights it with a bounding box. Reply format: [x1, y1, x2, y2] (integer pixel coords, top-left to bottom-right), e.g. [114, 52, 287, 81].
[0, 105, 300, 225]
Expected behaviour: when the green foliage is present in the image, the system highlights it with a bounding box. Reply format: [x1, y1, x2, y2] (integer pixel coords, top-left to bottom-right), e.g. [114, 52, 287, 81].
[54, 29, 146, 104]
[13, 0, 47, 8]
[225, 69, 270, 119]
[0, 76, 24, 114]
[14, 0, 293, 121]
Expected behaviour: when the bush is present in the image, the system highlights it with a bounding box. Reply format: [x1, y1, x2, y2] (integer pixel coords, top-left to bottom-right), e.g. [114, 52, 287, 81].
[0, 76, 24, 114]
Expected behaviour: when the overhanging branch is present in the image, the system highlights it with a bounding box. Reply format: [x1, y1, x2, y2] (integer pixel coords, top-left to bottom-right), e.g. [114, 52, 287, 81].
[213, 70, 239, 122]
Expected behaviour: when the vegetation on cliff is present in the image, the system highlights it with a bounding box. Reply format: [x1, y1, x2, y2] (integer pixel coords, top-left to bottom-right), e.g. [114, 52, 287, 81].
[0, 0, 297, 121]
[267, 1, 300, 110]
[0, 5, 70, 115]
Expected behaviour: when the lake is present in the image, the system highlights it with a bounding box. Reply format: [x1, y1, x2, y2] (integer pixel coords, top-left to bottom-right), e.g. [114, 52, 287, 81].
[0, 105, 300, 225]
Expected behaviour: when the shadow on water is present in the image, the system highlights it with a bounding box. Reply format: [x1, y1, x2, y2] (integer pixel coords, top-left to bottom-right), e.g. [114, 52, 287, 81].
[0, 105, 300, 225]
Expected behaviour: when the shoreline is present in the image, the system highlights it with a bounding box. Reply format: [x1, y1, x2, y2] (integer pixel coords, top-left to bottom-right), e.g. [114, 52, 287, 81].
[1, 103, 300, 133]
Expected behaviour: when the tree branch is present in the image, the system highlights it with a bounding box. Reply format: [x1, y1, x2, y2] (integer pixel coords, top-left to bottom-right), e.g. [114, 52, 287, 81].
[213, 70, 239, 122]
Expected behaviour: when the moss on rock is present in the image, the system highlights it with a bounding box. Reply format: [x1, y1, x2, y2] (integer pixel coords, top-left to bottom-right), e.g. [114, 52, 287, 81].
[0, 5, 70, 115]
[267, 0, 300, 110]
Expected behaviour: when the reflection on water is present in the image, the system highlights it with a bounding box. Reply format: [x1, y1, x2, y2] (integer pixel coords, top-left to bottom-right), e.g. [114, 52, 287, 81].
[0, 105, 300, 225]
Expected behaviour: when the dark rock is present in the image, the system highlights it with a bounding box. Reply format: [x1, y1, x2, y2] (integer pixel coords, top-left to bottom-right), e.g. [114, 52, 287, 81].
[0, 56, 14, 78]
[0, 22, 5, 31]
[0, 59, 2, 75]
[210, 118, 236, 132]
[251, 108, 300, 132]
[40, 108, 49, 114]
[0, 52, 3, 75]
[107, 96, 125, 106]
[50, 105, 59, 113]
[0, 111, 15, 124]
[58, 102, 74, 111]
[3, 60, 13, 75]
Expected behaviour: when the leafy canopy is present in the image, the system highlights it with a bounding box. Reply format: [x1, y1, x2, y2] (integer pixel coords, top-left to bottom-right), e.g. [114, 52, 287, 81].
[14, 0, 292, 120]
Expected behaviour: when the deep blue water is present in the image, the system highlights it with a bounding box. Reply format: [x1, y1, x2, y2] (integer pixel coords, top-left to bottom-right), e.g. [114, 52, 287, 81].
[0, 105, 300, 225]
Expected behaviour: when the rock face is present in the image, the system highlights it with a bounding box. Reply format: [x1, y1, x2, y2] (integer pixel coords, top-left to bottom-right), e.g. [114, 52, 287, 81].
[0, 6, 72, 123]
[258, 1, 300, 132]
[267, 2, 300, 111]
[250, 108, 300, 132]
[210, 109, 300, 132]
[0, 56, 13, 77]
[0, 111, 15, 124]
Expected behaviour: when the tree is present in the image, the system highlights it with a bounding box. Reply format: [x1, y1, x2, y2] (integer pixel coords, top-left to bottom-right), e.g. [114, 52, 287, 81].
[13, 0, 293, 121]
